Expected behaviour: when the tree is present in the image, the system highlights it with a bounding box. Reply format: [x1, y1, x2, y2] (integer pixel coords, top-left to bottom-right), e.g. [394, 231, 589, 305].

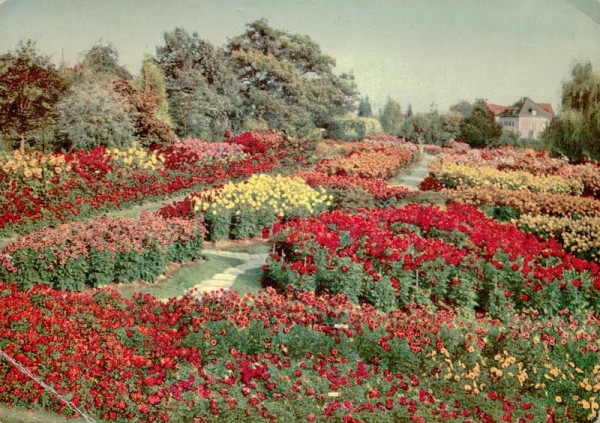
[57, 77, 136, 150]
[449, 100, 474, 118]
[543, 61, 600, 161]
[226, 19, 357, 136]
[156, 28, 242, 139]
[138, 55, 171, 124]
[80, 42, 132, 80]
[406, 103, 413, 118]
[379, 97, 403, 134]
[459, 99, 502, 147]
[358, 96, 373, 117]
[0, 40, 69, 151]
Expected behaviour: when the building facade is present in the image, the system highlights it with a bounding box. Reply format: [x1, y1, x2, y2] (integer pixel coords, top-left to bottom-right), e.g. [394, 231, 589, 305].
[485, 98, 555, 140]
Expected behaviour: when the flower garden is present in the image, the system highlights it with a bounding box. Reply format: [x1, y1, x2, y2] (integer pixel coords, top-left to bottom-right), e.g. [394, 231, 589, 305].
[0, 133, 599, 422]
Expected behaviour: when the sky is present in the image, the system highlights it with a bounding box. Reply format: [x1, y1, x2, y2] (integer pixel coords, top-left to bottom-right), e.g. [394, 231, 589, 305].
[0, 0, 599, 114]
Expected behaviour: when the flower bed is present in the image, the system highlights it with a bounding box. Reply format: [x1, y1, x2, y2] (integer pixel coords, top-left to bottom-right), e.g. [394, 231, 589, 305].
[0, 285, 597, 422]
[298, 171, 412, 210]
[265, 204, 599, 313]
[316, 146, 417, 180]
[445, 186, 600, 217]
[0, 142, 275, 236]
[516, 214, 600, 260]
[0, 212, 204, 291]
[430, 161, 583, 195]
[172, 139, 247, 162]
[191, 174, 331, 241]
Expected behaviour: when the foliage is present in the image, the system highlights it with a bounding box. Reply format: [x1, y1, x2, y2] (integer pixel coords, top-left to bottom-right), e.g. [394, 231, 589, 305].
[459, 99, 502, 147]
[113, 79, 176, 147]
[327, 115, 382, 140]
[543, 62, 600, 162]
[57, 77, 136, 149]
[0, 40, 69, 152]
[226, 19, 357, 136]
[357, 95, 373, 117]
[156, 28, 242, 140]
[138, 54, 172, 125]
[79, 42, 132, 80]
[378, 97, 403, 134]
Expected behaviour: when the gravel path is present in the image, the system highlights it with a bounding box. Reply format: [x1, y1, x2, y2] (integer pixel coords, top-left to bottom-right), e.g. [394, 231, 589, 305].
[393, 153, 435, 189]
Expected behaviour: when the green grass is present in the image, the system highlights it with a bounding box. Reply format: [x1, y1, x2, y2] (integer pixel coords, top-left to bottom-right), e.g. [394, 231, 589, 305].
[229, 267, 263, 296]
[0, 404, 103, 423]
[114, 253, 244, 300]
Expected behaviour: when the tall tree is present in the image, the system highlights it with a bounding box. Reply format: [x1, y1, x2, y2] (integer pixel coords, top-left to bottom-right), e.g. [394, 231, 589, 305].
[57, 77, 136, 150]
[226, 19, 357, 136]
[0, 40, 69, 151]
[156, 28, 242, 139]
[379, 97, 403, 134]
[543, 61, 600, 161]
[358, 96, 373, 117]
[459, 99, 502, 147]
[80, 42, 132, 80]
[449, 100, 474, 118]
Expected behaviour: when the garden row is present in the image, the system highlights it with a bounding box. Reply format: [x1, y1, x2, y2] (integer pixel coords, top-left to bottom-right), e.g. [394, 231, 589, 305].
[422, 143, 600, 260]
[264, 203, 600, 315]
[0, 285, 597, 422]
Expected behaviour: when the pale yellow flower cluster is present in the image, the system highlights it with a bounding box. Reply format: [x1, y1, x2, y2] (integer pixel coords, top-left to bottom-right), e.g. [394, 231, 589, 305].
[431, 161, 584, 195]
[109, 145, 163, 170]
[193, 174, 331, 217]
[516, 214, 600, 258]
[0, 150, 70, 179]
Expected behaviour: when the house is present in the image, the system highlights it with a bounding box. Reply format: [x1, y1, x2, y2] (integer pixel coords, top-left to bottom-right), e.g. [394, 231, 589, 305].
[485, 98, 555, 140]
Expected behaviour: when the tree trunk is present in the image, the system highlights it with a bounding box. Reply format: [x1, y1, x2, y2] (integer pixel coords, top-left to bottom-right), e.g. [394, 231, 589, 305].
[20, 133, 25, 153]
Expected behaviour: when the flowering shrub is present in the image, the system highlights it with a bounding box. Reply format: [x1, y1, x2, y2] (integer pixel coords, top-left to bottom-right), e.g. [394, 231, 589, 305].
[191, 174, 331, 240]
[0, 286, 597, 422]
[172, 139, 247, 163]
[265, 204, 599, 314]
[430, 161, 584, 195]
[316, 147, 417, 180]
[0, 212, 204, 291]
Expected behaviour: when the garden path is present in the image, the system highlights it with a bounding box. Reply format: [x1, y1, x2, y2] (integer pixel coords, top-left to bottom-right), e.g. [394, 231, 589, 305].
[392, 153, 434, 189]
[187, 249, 268, 297]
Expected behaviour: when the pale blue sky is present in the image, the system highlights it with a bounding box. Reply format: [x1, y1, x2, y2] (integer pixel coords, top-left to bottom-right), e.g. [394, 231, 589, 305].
[0, 0, 599, 113]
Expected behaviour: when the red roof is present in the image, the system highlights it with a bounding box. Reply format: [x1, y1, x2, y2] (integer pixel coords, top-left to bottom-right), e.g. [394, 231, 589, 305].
[484, 101, 508, 116]
[538, 103, 555, 116]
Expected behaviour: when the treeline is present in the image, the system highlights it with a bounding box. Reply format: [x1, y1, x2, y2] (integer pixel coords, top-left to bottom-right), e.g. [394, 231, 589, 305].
[346, 96, 507, 147]
[0, 19, 358, 152]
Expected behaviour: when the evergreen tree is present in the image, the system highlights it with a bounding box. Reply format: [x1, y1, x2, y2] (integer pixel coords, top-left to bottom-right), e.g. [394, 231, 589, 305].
[358, 96, 373, 117]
